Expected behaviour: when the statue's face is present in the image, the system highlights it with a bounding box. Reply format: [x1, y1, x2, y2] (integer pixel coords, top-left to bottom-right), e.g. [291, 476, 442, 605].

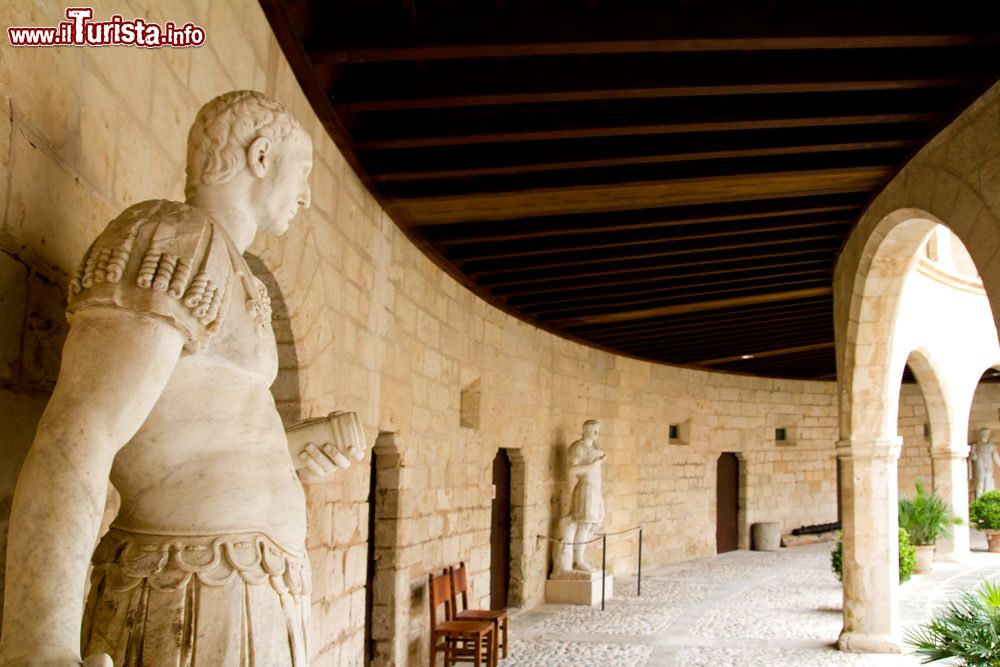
[253, 127, 313, 236]
[584, 422, 599, 439]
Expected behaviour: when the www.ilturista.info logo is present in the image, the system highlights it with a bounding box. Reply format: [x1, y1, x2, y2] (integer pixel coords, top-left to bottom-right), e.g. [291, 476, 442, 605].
[8, 7, 206, 48]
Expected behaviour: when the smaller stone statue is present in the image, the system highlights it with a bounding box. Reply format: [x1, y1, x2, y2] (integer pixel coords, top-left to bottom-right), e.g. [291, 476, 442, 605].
[553, 419, 606, 576]
[971, 427, 1000, 499]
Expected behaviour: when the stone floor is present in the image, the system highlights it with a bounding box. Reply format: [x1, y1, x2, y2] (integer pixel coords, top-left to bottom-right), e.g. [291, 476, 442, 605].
[497, 531, 1000, 667]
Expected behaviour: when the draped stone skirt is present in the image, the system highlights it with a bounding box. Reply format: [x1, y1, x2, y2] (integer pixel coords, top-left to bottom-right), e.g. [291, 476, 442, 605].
[570, 480, 604, 524]
[82, 528, 310, 667]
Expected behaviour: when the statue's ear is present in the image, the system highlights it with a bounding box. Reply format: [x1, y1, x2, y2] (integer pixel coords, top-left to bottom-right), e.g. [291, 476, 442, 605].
[247, 137, 271, 178]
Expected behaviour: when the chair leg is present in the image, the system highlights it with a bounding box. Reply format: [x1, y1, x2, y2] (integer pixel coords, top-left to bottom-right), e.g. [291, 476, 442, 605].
[502, 617, 508, 658]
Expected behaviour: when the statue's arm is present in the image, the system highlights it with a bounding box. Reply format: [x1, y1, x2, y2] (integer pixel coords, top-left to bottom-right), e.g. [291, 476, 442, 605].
[285, 411, 367, 480]
[0, 311, 183, 666]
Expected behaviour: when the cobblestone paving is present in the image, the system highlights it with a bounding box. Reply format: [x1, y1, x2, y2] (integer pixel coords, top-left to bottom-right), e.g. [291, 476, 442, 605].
[500, 639, 653, 666]
[676, 645, 876, 666]
[531, 602, 684, 637]
[496, 532, 1000, 667]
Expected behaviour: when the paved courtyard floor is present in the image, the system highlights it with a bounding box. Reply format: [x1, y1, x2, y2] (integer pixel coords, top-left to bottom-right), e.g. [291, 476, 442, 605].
[501, 531, 1000, 666]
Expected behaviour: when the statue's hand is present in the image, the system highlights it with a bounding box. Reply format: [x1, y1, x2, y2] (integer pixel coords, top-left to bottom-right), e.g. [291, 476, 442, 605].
[290, 411, 367, 479]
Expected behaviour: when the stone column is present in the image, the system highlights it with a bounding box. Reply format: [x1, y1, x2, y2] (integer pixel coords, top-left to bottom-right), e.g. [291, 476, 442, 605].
[837, 437, 903, 654]
[932, 444, 971, 562]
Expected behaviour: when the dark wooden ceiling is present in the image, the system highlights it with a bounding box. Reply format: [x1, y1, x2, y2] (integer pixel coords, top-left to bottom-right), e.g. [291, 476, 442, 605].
[260, 0, 1000, 380]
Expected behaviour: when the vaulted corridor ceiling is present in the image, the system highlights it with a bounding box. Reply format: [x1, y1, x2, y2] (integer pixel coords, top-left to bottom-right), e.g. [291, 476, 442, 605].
[261, 0, 1000, 379]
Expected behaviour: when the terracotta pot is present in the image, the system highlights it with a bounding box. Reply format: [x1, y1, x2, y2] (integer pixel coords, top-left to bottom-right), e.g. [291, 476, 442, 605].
[987, 531, 1000, 553]
[914, 544, 935, 574]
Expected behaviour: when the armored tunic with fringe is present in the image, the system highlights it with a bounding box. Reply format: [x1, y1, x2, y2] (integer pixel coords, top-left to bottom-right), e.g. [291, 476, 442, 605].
[67, 200, 308, 666]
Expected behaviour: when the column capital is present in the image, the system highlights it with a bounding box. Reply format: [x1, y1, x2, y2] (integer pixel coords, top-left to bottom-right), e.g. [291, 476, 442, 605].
[931, 445, 970, 459]
[837, 436, 903, 460]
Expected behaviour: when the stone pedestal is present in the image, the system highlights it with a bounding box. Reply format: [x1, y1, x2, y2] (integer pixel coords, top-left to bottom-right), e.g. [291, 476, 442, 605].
[751, 522, 781, 551]
[545, 572, 614, 605]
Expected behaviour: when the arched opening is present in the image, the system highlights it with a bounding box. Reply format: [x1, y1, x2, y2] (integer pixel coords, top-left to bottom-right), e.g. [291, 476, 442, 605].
[836, 210, 1000, 652]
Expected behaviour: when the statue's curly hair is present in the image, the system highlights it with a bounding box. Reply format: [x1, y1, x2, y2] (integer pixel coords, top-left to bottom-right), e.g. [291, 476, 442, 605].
[185, 90, 301, 199]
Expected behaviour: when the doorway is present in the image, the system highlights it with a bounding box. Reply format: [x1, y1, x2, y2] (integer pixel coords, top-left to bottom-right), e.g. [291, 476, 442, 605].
[716, 452, 740, 553]
[490, 449, 511, 610]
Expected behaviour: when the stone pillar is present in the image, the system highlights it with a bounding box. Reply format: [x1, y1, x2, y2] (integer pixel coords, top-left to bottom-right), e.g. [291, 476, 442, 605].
[837, 437, 902, 654]
[932, 445, 971, 562]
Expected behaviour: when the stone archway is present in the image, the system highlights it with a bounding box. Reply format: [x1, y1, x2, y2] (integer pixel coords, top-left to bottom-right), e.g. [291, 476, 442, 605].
[834, 80, 1000, 653]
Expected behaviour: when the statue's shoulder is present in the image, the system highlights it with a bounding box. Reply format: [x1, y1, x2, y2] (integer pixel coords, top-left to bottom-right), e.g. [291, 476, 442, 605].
[67, 200, 236, 350]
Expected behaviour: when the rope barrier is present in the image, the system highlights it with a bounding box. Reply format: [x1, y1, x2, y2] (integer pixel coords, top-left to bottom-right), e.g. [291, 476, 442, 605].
[535, 525, 644, 610]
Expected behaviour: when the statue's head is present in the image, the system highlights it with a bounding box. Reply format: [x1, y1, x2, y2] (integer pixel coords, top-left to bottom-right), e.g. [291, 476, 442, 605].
[981, 427, 992, 442]
[185, 90, 312, 235]
[583, 419, 600, 438]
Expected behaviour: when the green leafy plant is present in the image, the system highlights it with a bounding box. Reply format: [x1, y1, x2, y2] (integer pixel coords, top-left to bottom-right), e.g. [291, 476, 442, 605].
[970, 490, 1000, 531]
[831, 527, 915, 584]
[905, 579, 1000, 665]
[899, 480, 962, 546]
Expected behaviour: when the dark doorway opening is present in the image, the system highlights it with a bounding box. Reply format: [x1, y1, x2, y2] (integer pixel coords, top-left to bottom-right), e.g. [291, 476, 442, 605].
[364, 449, 377, 666]
[716, 452, 740, 553]
[490, 449, 512, 610]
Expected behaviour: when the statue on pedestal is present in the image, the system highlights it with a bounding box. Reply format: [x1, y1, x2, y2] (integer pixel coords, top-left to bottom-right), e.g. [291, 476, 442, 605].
[971, 426, 1000, 499]
[0, 91, 365, 667]
[552, 419, 606, 577]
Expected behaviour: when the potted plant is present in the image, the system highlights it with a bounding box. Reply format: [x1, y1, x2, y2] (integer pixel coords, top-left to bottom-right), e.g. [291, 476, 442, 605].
[905, 580, 1000, 664]
[831, 527, 915, 584]
[969, 490, 1000, 552]
[898, 480, 961, 574]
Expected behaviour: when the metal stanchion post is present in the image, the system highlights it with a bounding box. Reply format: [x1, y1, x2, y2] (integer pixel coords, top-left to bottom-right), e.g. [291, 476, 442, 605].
[638, 527, 643, 598]
[601, 533, 607, 611]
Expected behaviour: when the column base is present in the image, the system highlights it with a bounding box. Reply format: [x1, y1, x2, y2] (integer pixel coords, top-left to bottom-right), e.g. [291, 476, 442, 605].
[838, 631, 901, 654]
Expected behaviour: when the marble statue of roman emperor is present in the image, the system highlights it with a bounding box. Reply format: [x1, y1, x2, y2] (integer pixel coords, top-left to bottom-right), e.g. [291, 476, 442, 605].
[0, 91, 364, 667]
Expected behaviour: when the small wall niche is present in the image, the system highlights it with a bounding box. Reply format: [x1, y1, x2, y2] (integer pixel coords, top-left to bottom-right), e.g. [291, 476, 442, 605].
[460, 378, 481, 430]
[669, 418, 690, 445]
[774, 421, 797, 447]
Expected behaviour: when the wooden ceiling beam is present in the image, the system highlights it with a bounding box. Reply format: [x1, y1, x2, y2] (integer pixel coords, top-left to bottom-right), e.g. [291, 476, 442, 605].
[358, 112, 940, 150]
[481, 244, 841, 289]
[392, 166, 890, 225]
[577, 297, 832, 338]
[501, 256, 836, 301]
[527, 272, 832, 318]
[510, 265, 832, 309]
[536, 282, 832, 326]
[611, 328, 834, 362]
[317, 34, 996, 64]
[626, 329, 834, 360]
[588, 309, 833, 347]
[466, 232, 844, 278]
[553, 287, 833, 328]
[429, 200, 862, 243]
[450, 218, 849, 263]
[372, 140, 911, 182]
[692, 342, 835, 366]
[338, 79, 970, 111]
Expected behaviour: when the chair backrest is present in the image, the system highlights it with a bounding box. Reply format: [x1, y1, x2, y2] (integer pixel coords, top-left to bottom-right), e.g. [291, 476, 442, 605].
[428, 571, 454, 629]
[450, 561, 471, 613]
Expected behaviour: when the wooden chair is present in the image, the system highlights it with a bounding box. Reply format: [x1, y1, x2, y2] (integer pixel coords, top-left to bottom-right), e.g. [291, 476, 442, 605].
[428, 571, 495, 667]
[448, 562, 509, 661]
